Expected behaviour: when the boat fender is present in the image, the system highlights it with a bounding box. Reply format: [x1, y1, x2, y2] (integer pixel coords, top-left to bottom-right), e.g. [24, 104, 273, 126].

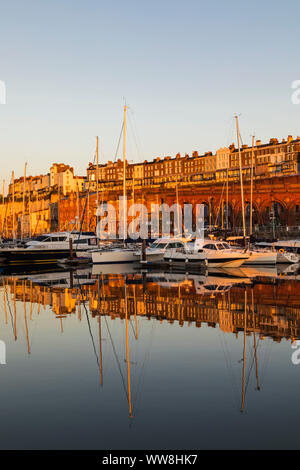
[279, 248, 285, 255]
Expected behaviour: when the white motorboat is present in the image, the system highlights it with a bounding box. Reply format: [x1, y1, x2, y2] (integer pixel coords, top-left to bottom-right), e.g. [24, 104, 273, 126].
[192, 239, 249, 268]
[0, 231, 98, 266]
[91, 244, 138, 264]
[276, 251, 299, 264]
[255, 240, 300, 263]
[226, 240, 280, 265]
[76, 240, 115, 260]
[134, 237, 189, 264]
[242, 249, 277, 265]
[231, 244, 297, 265]
[163, 247, 207, 267]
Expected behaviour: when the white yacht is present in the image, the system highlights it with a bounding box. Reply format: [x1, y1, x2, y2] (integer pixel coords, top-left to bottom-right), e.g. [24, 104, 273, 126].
[226, 237, 283, 265]
[192, 239, 249, 268]
[255, 240, 300, 263]
[242, 249, 277, 266]
[134, 237, 189, 265]
[0, 231, 98, 266]
[91, 243, 138, 265]
[228, 242, 297, 264]
[139, 238, 249, 268]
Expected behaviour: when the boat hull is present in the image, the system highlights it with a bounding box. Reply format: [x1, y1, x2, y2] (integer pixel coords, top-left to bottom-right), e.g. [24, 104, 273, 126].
[0, 249, 72, 266]
[242, 251, 277, 266]
[207, 257, 248, 268]
[0, 247, 96, 266]
[91, 250, 137, 264]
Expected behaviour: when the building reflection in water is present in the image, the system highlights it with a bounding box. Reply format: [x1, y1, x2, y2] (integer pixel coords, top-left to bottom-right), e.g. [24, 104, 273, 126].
[2, 268, 300, 342]
[1, 266, 300, 417]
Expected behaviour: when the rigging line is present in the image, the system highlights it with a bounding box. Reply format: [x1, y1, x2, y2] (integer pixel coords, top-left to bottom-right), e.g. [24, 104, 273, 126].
[2, 195, 9, 237]
[244, 345, 260, 395]
[79, 286, 101, 374]
[244, 336, 257, 396]
[129, 109, 144, 154]
[1, 172, 13, 237]
[129, 315, 137, 340]
[239, 129, 244, 147]
[71, 147, 98, 242]
[259, 339, 273, 387]
[114, 121, 124, 162]
[214, 180, 226, 226]
[4, 282, 15, 334]
[217, 327, 240, 410]
[132, 319, 156, 413]
[75, 150, 97, 244]
[104, 314, 129, 402]
[128, 111, 143, 162]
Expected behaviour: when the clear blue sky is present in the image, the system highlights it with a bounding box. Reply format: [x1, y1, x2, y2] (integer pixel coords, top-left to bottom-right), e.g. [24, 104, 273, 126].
[1, 0, 300, 190]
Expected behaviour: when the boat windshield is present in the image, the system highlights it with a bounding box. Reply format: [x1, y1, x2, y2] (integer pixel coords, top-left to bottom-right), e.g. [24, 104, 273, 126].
[203, 244, 217, 250]
[220, 242, 231, 250]
[34, 236, 50, 242]
[153, 243, 168, 249]
[215, 243, 225, 251]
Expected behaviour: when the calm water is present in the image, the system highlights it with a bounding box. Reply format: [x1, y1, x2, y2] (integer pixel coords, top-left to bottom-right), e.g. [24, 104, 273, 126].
[0, 264, 300, 450]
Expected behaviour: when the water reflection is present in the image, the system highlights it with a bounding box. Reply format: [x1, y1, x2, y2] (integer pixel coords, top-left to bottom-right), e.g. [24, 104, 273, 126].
[1, 265, 300, 448]
[3, 267, 300, 341]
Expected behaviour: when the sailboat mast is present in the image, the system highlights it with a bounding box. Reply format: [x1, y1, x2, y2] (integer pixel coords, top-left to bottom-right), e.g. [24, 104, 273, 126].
[226, 166, 229, 232]
[21, 162, 27, 240]
[76, 182, 80, 231]
[175, 175, 180, 236]
[235, 116, 246, 246]
[96, 136, 99, 208]
[123, 105, 127, 241]
[28, 177, 32, 239]
[12, 171, 15, 240]
[250, 135, 255, 236]
[1, 180, 5, 237]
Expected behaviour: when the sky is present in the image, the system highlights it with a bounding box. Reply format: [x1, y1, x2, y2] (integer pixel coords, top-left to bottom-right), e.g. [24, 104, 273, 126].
[1, 0, 300, 191]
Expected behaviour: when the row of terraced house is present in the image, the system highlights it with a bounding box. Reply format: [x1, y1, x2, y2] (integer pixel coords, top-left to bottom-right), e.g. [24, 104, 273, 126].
[1, 135, 300, 237]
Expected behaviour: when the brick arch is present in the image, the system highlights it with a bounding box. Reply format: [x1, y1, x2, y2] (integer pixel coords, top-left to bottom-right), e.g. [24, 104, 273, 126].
[271, 198, 289, 210]
[229, 200, 243, 230]
[258, 199, 288, 226]
[244, 200, 260, 227]
[215, 201, 234, 229]
[287, 199, 300, 226]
